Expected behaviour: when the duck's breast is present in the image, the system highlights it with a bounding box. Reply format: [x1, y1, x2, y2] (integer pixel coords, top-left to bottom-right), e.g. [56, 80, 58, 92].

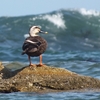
[23, 36, 47, 57]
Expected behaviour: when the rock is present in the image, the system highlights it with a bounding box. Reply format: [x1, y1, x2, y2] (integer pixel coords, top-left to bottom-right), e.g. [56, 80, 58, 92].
[0, 62, 100, 93]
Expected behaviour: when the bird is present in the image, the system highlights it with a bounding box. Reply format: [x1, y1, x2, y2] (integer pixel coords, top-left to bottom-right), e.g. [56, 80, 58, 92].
[22, 26, 48, 67]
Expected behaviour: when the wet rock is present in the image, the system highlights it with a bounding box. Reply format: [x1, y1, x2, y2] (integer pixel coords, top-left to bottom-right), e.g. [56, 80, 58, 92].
[0, 62, 100, 93]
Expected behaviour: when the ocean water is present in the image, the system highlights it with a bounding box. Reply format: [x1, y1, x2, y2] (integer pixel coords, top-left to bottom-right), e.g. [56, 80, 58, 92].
[0, 8, 100, 99]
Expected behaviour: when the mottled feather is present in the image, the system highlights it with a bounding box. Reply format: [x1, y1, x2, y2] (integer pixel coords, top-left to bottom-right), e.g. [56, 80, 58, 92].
[22, 36, 47, 57]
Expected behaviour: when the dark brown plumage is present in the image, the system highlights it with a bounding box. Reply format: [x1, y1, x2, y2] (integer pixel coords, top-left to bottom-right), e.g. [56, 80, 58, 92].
[22, 26, 48, 67]
[22, 36, 47, 56]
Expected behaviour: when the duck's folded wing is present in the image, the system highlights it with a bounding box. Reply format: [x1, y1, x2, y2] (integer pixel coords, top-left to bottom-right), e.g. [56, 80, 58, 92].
[25, 39, 41, 47]
[22, 40, 41, 55]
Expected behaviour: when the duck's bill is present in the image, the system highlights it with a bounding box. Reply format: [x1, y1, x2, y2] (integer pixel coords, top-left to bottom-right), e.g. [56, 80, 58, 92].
[40, 31, 48, 34]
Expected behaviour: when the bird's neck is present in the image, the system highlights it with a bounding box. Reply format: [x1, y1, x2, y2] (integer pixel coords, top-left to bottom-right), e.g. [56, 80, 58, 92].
[29, 32, 38, 37]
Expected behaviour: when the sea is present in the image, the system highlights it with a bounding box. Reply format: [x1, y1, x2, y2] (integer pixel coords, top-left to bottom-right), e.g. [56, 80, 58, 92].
[0, 8, 100, 100]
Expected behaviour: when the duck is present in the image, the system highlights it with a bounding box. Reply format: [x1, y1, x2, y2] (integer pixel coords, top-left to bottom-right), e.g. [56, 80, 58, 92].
[22, 26, 48, 67]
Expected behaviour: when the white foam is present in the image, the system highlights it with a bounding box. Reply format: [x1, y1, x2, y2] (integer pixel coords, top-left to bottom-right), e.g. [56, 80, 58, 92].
[86, 21, 100, 27]
[42, 13, 66, 29]
[68, 8, 100, 16]
[78, 8, 100, 16]
[24, 34, 29, 38]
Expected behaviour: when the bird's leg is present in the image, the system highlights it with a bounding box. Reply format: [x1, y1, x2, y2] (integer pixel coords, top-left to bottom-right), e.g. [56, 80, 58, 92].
[39, 55, 43, 65]
[37, 55, 43, 66]
[28, 55, 34, 66]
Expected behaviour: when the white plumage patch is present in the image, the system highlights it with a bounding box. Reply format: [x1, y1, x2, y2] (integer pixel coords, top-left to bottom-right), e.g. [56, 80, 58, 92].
[25, 40, 37, 44]
[24, 34, 29, 38]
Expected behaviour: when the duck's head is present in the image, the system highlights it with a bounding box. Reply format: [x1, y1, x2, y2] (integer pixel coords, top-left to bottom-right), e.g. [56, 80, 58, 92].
[29, 26, 48, 37]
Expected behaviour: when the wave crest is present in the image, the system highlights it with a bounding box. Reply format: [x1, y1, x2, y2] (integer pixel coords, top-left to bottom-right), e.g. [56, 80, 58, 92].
[68, 8, 100, 16]
[42, 13, 66, 29]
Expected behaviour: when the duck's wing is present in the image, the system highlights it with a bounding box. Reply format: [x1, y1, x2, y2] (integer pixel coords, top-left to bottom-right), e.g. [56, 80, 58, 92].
[22, 38, 41, 55]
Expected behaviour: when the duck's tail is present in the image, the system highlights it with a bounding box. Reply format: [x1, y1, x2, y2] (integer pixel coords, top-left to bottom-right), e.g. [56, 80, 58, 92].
[21, 51, 26, 55]
[21, 48, 28, 55]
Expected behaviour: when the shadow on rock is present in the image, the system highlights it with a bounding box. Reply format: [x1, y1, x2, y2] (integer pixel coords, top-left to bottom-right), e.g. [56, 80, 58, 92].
[0, 66, 27, 79]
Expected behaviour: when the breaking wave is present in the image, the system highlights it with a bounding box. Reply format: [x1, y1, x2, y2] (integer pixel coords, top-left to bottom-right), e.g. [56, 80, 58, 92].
[0, 8, 100, 62]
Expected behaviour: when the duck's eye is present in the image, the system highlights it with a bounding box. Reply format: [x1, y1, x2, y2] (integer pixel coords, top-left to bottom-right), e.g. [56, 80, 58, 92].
[35, 26, 41, 29]
[35, 27, 40, 29]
